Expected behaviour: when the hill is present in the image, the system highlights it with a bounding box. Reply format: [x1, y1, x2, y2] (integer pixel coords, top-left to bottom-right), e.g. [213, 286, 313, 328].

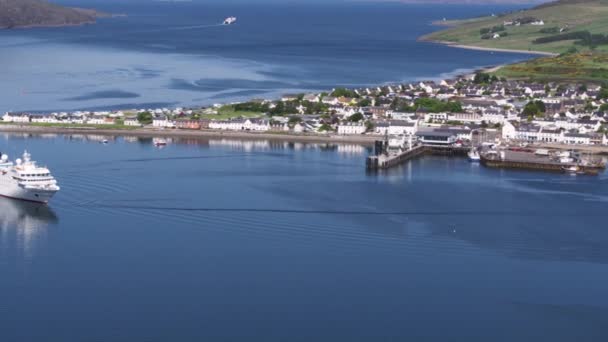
[421, 0, 608, 55]
[0, 0, 104, 29]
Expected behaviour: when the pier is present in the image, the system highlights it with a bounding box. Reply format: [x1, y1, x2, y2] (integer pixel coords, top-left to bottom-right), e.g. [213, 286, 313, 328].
[366, 143, 469, 170]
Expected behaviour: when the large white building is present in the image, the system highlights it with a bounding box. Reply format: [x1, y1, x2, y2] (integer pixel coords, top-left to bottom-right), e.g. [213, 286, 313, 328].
[337, 122, 366, 135]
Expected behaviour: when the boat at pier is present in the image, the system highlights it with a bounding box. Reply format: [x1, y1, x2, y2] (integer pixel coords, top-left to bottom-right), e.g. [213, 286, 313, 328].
[0, 151, 60, 204]
[467, 148, 480, 162]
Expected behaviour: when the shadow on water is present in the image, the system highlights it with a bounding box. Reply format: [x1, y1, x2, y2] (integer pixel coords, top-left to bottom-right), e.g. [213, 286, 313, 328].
[0, 198, 58, 227]
[0, 198, 58, 260]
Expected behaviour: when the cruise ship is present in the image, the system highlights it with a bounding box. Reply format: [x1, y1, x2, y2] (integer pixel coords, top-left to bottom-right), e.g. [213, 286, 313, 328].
[223, 16, 237, 25]
[0, 151, 60, 204]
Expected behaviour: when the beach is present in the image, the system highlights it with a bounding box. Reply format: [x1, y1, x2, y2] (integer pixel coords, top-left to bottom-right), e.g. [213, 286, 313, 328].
[423, 40, 558, 57]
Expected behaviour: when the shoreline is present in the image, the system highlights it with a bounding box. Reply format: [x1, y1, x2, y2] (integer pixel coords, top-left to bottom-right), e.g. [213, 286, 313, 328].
[0, 125, 377, 145]
[424, 39, 558, 57]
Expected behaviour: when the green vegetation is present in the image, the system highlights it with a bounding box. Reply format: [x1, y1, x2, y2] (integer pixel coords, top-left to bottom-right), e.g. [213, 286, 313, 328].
[390, 97, 462, 113]
[348, 113, 364, 122]
[533, 30, 608, 47]
[317, 123, 334, 132]
[523, 100, 547, 117]
[330, 88, 360, 98]
[137, 111, 153, 124]
[200, 104, 264, 120]
[494, 51, 608, 81]
[357, 98, 372, 107]
[422, 0, 608, 55]
[473, 72, 499, 84]
[415, 98, 462, 113]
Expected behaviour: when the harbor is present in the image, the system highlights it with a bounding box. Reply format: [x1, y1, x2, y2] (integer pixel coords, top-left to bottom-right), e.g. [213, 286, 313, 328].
[366, 132, 606, 175]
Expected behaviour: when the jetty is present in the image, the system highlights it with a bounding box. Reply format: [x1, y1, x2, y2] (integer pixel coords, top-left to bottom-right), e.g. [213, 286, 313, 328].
[366, 139, 469, 170]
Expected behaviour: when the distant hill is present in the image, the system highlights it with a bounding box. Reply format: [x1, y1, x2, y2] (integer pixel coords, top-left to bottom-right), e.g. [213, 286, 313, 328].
[421, 0, 608, 55]
[0, 0, 104, 29]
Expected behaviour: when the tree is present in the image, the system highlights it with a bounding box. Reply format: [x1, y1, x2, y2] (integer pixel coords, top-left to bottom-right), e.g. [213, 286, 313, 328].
[317, 123, 334, 132]
[597, 87, 608, 100]
[357, 98, 371, 107]
[331, 88, 359, 98]
[288, 116, 302, 125]
[137, 111, 153, 124]
[522, 100, 545, 117]
[365, 121, 375, 132]
[474, 72, 491, 84]
[599, 103, 608, 112]
[348, 113, 364, 122]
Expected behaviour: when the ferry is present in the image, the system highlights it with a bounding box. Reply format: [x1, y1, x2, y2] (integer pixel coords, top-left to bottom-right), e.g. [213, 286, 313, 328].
[0, 151, 60, 204]
[223, 17, 237, 25]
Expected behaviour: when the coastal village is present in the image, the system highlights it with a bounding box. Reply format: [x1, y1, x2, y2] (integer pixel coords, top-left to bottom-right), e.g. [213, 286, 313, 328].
[4, 73, 608, 149]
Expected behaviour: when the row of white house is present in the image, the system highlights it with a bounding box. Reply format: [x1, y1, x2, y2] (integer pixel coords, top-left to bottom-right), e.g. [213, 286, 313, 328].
[502, 121, 608, 145]
[337, 120, 419, 136]
[209, 119, 273, 131]
[2, 112, 116, 125]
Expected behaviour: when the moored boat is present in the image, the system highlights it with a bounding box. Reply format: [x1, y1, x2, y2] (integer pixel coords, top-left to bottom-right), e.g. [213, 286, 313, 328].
[467, 148, 480, 162]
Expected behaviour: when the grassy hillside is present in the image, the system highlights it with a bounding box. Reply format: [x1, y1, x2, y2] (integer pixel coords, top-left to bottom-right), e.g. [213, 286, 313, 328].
[494, 51, 608, 81]
[422, 0, 608, 54]
[0, 0, 102, 29]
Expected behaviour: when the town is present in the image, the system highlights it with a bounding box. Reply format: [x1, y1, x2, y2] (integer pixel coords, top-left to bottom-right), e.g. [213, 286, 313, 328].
[3, 72, 608, 151]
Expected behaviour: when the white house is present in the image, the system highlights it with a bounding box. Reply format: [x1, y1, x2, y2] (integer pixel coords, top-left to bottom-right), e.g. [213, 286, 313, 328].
[31, 115, 61, 124]
[87, 116, 116, 125]
[243, 119, 271, 132]
[124, 117, 141, 127]
[424, 112, 448, 122]
[2, 113, 30, 123]
[563, 132, 591, 145]
[152, 117, 176, 128]
[209, 119, 244, 131]
[388, 120, 418, 136]
[337, 122, 366, 135]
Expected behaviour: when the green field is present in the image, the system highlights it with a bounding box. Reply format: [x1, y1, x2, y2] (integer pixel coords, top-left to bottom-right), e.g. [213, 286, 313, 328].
[494, 51, 608, 81]
[197, 105, 264, 120]
[422, 0, 608, 55]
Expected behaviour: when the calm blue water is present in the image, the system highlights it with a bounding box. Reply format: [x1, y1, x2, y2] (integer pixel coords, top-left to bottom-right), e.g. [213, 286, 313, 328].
[1, 133, 608, 341]
[0, 0, 535, 112]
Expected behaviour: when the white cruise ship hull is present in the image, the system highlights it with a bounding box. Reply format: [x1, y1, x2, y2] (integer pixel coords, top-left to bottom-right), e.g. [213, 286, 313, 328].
[0, 176, 58, 204]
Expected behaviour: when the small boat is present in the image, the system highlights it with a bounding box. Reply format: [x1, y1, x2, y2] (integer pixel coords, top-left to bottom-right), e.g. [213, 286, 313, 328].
[223, 17, 237, 25]
[153, 138, 167, 147]
[468, 148, 480, 162]
[562, 165, 580, 174]
[102, 139, 109, 144]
